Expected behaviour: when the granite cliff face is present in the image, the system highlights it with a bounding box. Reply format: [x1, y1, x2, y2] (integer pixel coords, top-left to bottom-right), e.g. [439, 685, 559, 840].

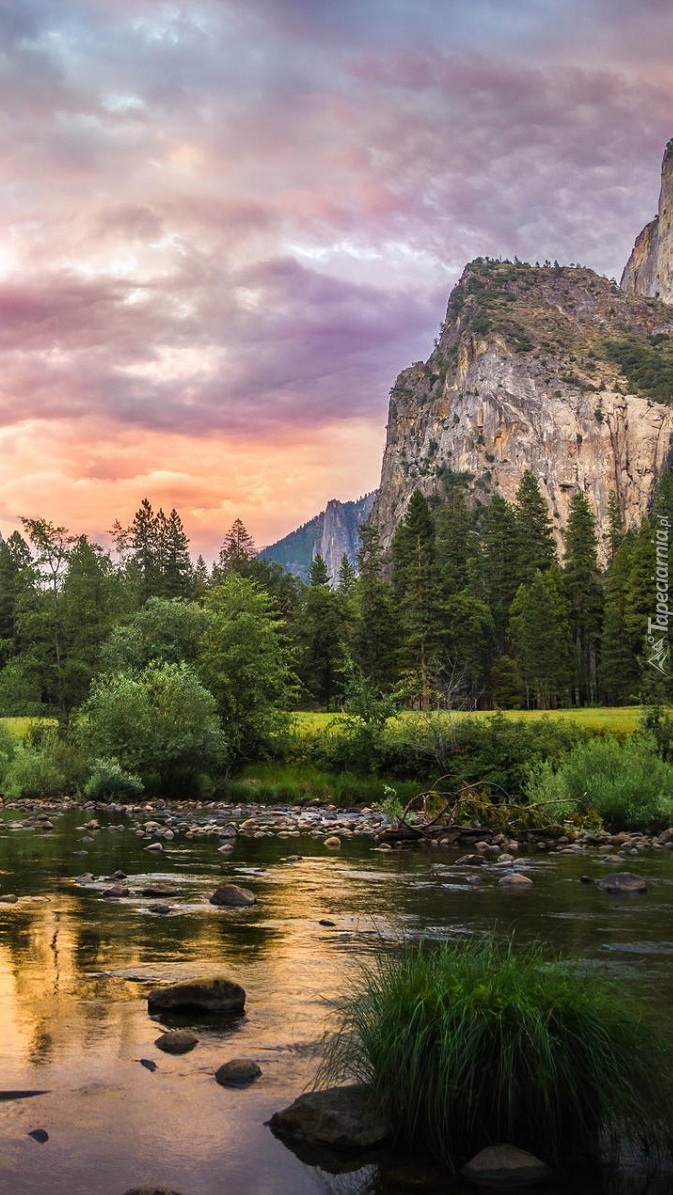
[372, 259, 673, 560]
[622, 140, 673, 304]
[259, 492, 375, 583]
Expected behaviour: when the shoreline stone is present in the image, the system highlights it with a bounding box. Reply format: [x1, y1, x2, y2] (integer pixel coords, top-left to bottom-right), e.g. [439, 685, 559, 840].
[270, 1085, 392, 1150]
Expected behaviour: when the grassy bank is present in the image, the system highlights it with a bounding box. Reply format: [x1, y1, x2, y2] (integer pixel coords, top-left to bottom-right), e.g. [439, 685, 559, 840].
[221, 762, 419, 807]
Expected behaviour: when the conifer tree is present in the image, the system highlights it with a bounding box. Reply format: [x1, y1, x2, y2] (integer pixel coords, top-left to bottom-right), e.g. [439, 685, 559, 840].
[509, 568, 572, 708]
[513, 471, 557, 585]
[309, 554, 330, 587]
[392, 490, 443, 709]
[337, 555, 357, 593]
[606, 490, 624, 562]
[479, 494, 519, 651]
[161, 508, 192, 598]
[563, 491, 603, 704]
[215, 518, 256, 579]
[599, 534, 641, 704]
[353, 522, 399, 690]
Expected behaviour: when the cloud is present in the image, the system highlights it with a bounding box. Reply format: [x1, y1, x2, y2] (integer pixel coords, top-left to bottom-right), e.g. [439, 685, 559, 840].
[0, 0, 671, 546]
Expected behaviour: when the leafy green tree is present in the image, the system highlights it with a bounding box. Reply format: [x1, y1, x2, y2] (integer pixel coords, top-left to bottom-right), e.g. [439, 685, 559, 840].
[198, 574, 294, 760]
[563, 492, 603, 704]
[509, 568, 572, 708]
[0, 531, 34, 664]
[392, 490, 443, 708]
[101, 597, 208, 673]
[77, 661, 226, 795]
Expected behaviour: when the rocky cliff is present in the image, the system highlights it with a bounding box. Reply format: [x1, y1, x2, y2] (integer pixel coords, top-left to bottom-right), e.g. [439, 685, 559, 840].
[372, 258, 673, 560]
[259, 492, 376, 583]
[622, 140, 673, 304]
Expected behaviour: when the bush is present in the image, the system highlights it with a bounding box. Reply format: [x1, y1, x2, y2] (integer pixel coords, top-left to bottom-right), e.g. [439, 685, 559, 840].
[83, 757, 144, 803]
[526, 733, 673, 830]
[320, 936, 673, 1173]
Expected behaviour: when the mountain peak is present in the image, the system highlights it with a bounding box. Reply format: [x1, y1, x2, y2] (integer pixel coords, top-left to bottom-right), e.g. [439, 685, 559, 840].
[621, 139, 673, 304]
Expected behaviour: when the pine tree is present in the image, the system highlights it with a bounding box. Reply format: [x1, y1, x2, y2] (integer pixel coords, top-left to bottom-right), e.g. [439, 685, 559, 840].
[128, 498, 162, 603]
[509, 568, 572, 708]
[563, 491, 603, 704]
[161, 508, 192, 598]
[353, 522, 399, 690]
[606, 490, 624, 562]
[215, 518, 256, 579]
[514, 471, 557, 585]
[479, 494, 519, 652]
[192, 555, 210, 600]
[392, 490, 443, 709]
[309, 554, 330, 587]
[337, 555, 357, 593]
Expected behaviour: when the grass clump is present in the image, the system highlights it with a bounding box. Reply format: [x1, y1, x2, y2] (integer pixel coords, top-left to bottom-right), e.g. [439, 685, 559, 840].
[320, 936, 673, 1174]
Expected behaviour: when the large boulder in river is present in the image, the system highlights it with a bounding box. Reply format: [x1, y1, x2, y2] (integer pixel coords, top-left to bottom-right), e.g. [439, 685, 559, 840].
[461, 1144, 552, 1186]
[147, 977, 245, 1015]
[269, 1085, 392, 1150]
[209, 884, 256, 907]
[597, 872, 648, 894]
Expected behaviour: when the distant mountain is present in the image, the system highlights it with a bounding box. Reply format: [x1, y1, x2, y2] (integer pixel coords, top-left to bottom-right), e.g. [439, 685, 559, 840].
[258, 492, 376, 583]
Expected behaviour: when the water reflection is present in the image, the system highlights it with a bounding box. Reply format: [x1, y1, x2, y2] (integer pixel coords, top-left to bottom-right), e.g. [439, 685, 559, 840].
[0, 809, 672, 1193]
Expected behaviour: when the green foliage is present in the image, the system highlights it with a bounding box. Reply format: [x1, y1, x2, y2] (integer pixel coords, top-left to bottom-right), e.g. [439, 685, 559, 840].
[83, 757, 144, 803]
[221, 762, 419, 808]
[101, 597, 207, 673]
[320, 936, 673, 1171]
[601, 334, 673, 403]
[76, 661, 226, 796]
[2, 725, 82, 798]
[525, 733, 673, 829]
[313, 672, 401, 774]
[199, 574, 294, 761]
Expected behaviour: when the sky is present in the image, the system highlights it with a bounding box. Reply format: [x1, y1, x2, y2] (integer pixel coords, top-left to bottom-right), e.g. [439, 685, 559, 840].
[0, 0, 672, 560]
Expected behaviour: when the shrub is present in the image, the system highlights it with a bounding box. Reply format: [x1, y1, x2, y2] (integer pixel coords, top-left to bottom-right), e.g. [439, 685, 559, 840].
[526, 733, 673, 829]
[320, 936, 673, 1173]
[1, 724, 83, 799]
[83, 757, 144, 803]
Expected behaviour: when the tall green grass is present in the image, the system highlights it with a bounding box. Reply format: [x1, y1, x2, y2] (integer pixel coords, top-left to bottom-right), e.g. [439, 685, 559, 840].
[222, 762, 419, 807]
[320, 936, 673, 1173]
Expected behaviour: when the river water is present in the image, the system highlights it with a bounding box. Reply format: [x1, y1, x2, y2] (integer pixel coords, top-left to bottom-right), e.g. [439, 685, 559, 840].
[1, 805, 673, 1195]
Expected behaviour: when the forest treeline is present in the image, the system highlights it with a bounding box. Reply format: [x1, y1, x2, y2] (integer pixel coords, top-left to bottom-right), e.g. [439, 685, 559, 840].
[0, 468, 671, 733]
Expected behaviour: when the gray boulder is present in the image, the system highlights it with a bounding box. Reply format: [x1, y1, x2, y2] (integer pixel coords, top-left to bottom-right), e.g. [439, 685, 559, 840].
[209, 884, 256, 907]
[597, 872, 648, 894]
[269, 1085, 392, 1150]
[461, 1143, 552, 1186]
[147, 977, 245, 1015]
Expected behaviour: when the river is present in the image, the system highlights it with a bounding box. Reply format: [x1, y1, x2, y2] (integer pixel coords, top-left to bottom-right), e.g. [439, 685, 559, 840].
[1, 803, 672, 1195]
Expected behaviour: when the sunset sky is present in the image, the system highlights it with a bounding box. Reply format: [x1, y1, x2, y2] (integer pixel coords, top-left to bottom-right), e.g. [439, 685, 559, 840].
[1, 0, 673, 560]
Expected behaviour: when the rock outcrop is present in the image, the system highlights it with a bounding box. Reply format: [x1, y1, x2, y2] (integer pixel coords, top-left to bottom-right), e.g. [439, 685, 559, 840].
[372, 258, 673, 561]
[259, 492, 375, 583]
[622, 140, 673, 304]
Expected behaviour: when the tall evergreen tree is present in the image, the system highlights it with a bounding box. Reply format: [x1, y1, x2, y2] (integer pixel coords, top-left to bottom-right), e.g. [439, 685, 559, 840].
[161, 508, 193, 598]
[353, 522, 399, 690]
[509, 567, 572, 708]
[513, 471, 557, 585]
[563, 491, 603, 704]
[392, 490, 443, 708]
[599, 533, 641, 704]
[606, 490, 624, 562]
[309, 554, 330, 587]
[214, 518, 256, 580]
[337, 555, 357, 593]
[479, 494, 519, 652]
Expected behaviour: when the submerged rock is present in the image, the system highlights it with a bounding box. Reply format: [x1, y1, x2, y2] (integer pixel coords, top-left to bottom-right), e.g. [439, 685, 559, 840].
[214, 1058, 261, 1087]
[497, 873, 533, 888]
[461, 1143, 552, 1187]
[155, 1030, 199, 1055]
[597, 872, 648, 894]
[269, 1085, 392, 1150]
[147, 977, 245, 1015]
[209, 884, 256, 908]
